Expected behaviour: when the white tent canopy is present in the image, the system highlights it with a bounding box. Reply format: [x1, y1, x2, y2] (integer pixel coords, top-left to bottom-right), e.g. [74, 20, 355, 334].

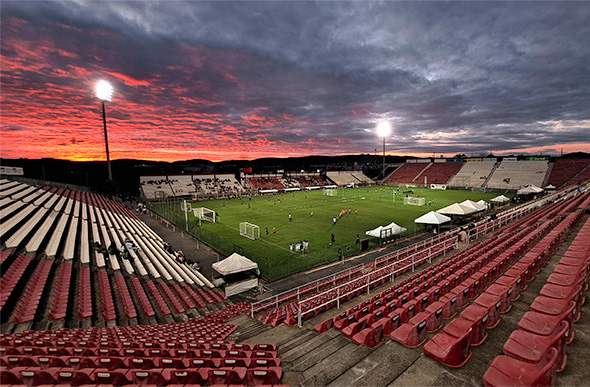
[437, 202, 475, 215]
[460, 199, 487, 212]
[517, 185, 544, 195]
[212, 252, 259, 276]
[491, 195, 510, 203]
[545, 184, 556, 190]
[414, 211, 451, 225]
[366, 221, 407, 238]
[476, 200, 489, 210]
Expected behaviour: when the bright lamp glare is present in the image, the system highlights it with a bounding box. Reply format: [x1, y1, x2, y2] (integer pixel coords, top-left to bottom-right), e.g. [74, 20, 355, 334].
[96, 80, 113, 102]
[376, 121, 391, 137]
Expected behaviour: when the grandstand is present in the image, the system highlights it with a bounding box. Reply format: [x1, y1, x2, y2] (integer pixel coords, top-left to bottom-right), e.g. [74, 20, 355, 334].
[448, 161, 497, 188]
[414, 162, 463, 186]
[2, 171, 590, 386]
[193, 174, 245, 198]
[546, 159, 590, 189]
[326, 171, 373, 186]
[139, 176, 176, 199]
[486, 160, 549, 190]
[384, 162, 430, 184]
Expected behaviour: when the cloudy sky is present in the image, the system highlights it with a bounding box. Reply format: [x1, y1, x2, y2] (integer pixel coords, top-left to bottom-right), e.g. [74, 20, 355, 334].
[1, 1, 589, 162]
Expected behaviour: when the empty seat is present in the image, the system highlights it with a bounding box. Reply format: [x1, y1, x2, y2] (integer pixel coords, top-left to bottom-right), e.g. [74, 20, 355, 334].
[127, 369, 168, 385]
[246, 367, 283, 386]
[483, 347, 559, 387]
[423, 328, 473, 368]
[390, 313, 428, 348]
[444, 317, 487, 347]
[502, 321, 569, 373]
[517, 301, 576, 344]
[208, 367, 247, 385]
[161, 368, 208, 385]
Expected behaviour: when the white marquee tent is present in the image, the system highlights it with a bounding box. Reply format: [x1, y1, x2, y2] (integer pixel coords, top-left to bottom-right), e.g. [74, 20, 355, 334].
[437, 202, 475, 215]
[517, 185, 544, 195]
[212, 252, 259, 275]
[366, 221, 407, 238]
[460, 199, 487, 212]
[414, 211, 452, 225]
[491, 195, 510, 203]
[212, 253, 260, 296]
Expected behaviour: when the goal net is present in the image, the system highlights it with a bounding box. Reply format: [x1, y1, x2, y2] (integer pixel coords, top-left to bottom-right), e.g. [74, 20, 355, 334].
[323, 188, 338, 196]
[403, 197, 426, 206]
[193, 207, 216, 222]
[240, 222, 260, 240]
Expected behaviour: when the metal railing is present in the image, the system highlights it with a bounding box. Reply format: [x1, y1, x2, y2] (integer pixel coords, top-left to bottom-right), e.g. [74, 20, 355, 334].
[249, 231, 458, 318]
[295, 237, 458, 326]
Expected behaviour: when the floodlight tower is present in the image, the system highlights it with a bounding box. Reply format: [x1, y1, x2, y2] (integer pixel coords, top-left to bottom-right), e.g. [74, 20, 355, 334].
[376, 121, 391, 181]
[96, 80, 113, 181]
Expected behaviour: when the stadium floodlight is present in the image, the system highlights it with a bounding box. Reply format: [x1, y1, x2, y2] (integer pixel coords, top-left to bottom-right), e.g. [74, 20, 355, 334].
[376, 121, 391, 180]
[95, 80, 113, 181]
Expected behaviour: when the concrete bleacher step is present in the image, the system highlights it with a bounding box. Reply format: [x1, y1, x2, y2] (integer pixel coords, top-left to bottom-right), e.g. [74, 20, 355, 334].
[297, 335, 373, 387]
[329, 339, 421, 387]
[280, 328, 340, 364]
[227, 316, 272, 342]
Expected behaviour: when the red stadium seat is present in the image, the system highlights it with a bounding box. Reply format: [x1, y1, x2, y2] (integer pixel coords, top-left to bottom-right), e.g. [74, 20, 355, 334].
[517, 301, 576, 344]
[390, 314, 428, 348]
[246, 367, 283, 386]
[503, 321, 569, 373]
[423, 328, 472, 368]
[208, 367, 247, 385]
[161, 368, 208, 385]
[483, 347, 559, 387]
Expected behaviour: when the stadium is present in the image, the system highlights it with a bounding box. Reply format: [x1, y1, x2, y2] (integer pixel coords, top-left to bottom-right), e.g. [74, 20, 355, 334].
[1, 155, 590, 386]
[2, 1, 590, 386]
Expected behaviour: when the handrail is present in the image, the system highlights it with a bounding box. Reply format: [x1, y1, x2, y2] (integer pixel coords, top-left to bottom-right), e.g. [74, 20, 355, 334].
[296, 237, 457, 326]
[250, 231, 457, 317]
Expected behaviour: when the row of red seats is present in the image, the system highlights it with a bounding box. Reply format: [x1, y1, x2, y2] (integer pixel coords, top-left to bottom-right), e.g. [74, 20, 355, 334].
[256, 232, 456, 321]
[130, 277, 156, 318]
[172, 283, 196, 310]
[483, 214, 589, 386]
[77, 266, 92, 319]
[296, 238, 458, 326]
[159, 282, 186, 314]
[49, 261, 72, 321]
[145, 280, 172, 316]
[12, 258, 52, 324]
[385, 214, 564, 350]
[315, 224, 529, 338]
[98, 270, 117, 322]
[415, 163, 463, 185]
[386, 163, 429, 184]
[1, 365, 283, 386]
[1, 354, 281, 369]
[423, 211, 582, 367]
[114, 273, 138, 320]
[0, 255, 32, 313]
[546, 159, 590, 188]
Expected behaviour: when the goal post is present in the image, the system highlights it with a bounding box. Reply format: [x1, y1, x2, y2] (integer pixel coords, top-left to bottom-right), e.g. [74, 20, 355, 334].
[193, 207, 216, 222]
[403, 197, 426, 206]
[240, 222, 260, 240]
[323, 188, 338, 196]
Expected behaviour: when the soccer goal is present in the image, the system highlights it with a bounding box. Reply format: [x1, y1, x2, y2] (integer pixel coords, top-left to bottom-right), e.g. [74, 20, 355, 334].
[323, 188, 338, 196]
[403, 197, 426, 206]
[240, 222, 260, 240]
[193, 207, 216, 222]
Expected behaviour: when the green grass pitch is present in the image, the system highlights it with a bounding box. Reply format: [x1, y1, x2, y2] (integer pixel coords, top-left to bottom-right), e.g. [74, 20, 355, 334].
[153, 187, 508, 281]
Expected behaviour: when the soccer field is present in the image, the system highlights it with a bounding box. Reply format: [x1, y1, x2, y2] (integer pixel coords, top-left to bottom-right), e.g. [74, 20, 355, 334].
[151, 187, 508, 281]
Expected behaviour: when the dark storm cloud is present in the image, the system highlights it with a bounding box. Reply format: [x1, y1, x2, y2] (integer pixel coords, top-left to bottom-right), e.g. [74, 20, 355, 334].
[1, 1, 589, 161]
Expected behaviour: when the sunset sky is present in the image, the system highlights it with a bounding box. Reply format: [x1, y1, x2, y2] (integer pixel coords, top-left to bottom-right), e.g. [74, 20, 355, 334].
[1, 1, 589, 162]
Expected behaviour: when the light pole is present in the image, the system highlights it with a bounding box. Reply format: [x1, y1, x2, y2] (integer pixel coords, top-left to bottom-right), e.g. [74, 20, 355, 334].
[96, 80, 113, 181]
[376, 121, 391, 181]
